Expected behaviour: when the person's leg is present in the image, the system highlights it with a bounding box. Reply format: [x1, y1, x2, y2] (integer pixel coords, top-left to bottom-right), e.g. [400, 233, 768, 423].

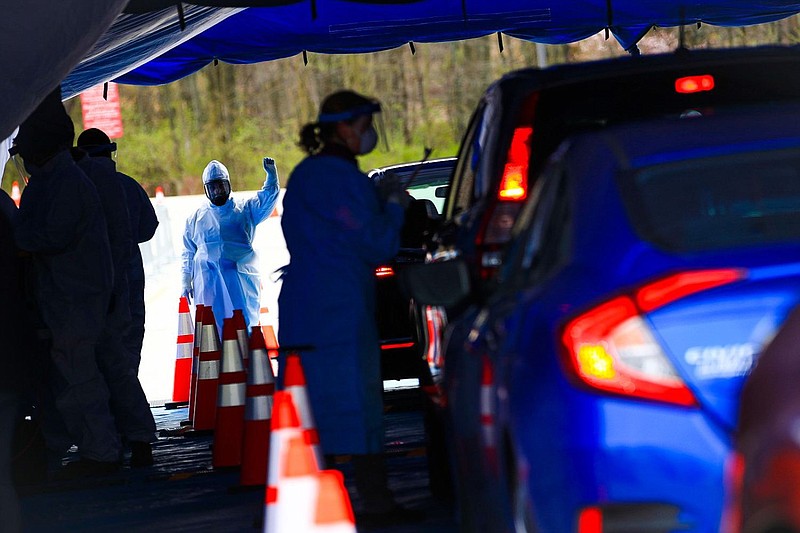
[352, 453, 397, 513]
[122, 279, 146, 373]
[95, 325, 156, 466]
[50, 328, 121, 464]
[0, 391, 21, 533]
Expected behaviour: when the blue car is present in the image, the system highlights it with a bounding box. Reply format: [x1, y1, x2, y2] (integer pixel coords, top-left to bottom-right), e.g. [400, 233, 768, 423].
[405, 104, 800, 532]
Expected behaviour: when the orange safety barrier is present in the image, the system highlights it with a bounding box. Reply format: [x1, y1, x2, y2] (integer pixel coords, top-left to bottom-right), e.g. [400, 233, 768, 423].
[240, 326, 275, 486]
[212, 317, 247, 468]
[171, 297, 194, 403]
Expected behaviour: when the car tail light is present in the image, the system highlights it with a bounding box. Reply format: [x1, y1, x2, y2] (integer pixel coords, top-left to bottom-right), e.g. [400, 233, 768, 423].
[380, 341, 414, 350]
[475, 94, 538, 280]
[375, 266, 395, 277]
[577, 506, 603, 533]
[498, 126, 533, 201]
[560, 268, 745, 406]
[675, 74, 715, 94]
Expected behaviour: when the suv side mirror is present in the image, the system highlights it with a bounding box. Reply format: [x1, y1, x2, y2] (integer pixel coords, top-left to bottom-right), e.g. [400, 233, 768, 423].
[400, 259, 471, 308]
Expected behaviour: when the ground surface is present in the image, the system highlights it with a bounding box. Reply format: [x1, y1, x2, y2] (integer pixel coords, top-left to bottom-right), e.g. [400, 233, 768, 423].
[18, 390, 459, 533]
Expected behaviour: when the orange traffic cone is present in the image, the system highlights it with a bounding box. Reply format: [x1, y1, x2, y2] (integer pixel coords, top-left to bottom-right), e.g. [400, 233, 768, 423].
[171, 296, 194, 404]
[186, 304, 204, 425]
[232, 309, 249, 370]
[264, 391, 306, 531]
[259, 306, 280, 359]
[155, 185, 165, 204]
[213, 317, 247, 468]
[264, 391, 355, 533]
[193, 305, 220, 432]
[240, 326, 275, 486]
[10, 181, 20, 207]
[283, 352, 323, 467]
[315, 470, 356, 532]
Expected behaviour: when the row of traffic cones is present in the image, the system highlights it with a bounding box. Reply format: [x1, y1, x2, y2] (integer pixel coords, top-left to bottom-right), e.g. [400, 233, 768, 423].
[170, 297, 279, 486]
[169, 297, 356, 530]
[172, 299, 280, 407]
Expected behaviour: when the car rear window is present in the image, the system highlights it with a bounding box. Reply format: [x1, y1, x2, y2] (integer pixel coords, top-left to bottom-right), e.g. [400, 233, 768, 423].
[619, 147, 800, 252]
[526, 57, 800, 175]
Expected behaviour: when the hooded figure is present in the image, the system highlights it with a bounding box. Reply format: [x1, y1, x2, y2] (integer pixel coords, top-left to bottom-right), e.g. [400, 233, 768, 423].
[72, 140, 157, 467]
[76, 127, 159, 373]
[12, 88, 122, 473]
[181, 158, 280, 333]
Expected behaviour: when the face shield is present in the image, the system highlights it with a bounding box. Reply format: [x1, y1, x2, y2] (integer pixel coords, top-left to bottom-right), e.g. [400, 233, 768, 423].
[318, 102, 389, 153]
[202, 160, 232, 206]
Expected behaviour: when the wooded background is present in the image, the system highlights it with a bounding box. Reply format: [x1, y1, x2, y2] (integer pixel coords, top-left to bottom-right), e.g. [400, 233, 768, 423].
[8, 17, 800, 196]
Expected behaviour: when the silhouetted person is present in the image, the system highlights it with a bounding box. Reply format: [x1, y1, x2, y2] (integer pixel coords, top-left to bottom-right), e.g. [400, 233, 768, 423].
[12, 88, 122, 477]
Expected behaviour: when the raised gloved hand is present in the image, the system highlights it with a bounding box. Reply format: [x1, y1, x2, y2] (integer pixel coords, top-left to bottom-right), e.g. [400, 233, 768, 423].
[263, 156, 279, 185]
[181, 272, 193, 304]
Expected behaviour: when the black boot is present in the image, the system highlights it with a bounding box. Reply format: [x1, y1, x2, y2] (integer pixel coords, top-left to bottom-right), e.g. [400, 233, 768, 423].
[129, 441, 153, 468]
[352, 454, 424, 527]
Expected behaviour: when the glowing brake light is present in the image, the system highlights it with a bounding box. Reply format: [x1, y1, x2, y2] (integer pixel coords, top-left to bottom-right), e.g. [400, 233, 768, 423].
[578, 506, 603, 533]
[675, 74, 715, 94]
[560, 268, 745, 406]
[375, 266, 395, 277]
[498, 126, 532, 201]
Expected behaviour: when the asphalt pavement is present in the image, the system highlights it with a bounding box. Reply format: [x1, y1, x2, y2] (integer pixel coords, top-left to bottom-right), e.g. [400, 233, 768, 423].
[17, 389, 459, 533]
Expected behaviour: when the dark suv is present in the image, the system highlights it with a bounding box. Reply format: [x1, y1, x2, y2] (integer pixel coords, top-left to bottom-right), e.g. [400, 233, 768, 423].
[404, 45, 800, 500]
[415, 45, 800, 393]
[367, 157, 455, 381]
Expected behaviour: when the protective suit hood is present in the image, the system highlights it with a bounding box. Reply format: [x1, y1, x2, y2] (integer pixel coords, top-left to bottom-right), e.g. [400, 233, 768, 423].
[202, 159, 231, 206]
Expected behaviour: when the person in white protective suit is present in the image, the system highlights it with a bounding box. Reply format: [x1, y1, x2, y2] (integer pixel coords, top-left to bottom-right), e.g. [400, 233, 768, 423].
[181, 158, 280, 334]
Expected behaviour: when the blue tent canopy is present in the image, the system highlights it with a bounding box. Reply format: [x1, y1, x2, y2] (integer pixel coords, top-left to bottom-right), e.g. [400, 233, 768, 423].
[61, 1, 800, 99]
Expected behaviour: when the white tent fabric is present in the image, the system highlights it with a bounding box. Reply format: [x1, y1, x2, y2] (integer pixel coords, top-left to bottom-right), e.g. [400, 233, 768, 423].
[0, 0, 128, 140]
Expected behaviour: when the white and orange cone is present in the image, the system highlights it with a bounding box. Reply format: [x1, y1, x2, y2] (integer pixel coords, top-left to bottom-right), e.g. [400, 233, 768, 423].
[172, 296, 194, 404]
[240, 326, 275, 486]
[259, 306, 280, 360]
[264, 391, 355, 533]
[232, 309, 249, 370]
[283, 352, 323, 467]
[10, 181, 20, 207]
[314, 470, 356, 533]
[193, 305, 221, 432]
[186, 303, 204, 425]
[213, 317, 247, 468]
[264, 391, 312, 532]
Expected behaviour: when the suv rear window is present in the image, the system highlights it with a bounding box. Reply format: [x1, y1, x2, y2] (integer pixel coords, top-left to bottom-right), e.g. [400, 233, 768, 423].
[619, 147, 800, 252]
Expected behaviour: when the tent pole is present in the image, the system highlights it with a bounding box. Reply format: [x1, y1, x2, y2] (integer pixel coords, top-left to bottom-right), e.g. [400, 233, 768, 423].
[536, 43, 548, 69]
